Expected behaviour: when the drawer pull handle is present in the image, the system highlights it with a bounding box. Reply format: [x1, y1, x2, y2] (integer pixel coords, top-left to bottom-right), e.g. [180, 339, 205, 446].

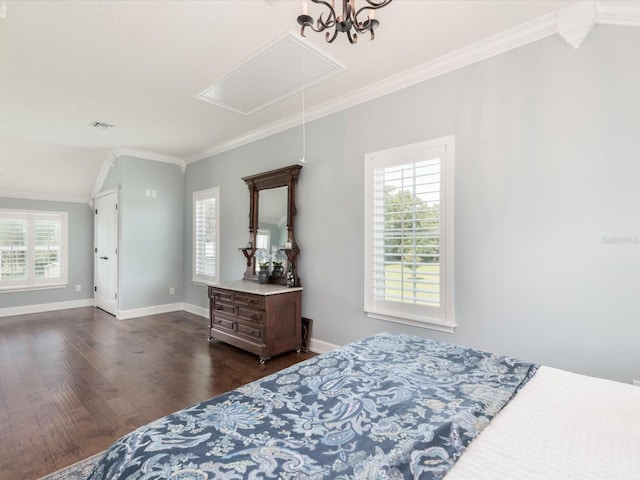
[250, 314, 258, 322]
[248, 299, 256, 305]
[215, 305, 224, 311]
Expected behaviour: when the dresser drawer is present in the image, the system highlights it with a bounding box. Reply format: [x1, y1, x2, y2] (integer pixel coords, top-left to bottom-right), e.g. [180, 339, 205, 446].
[238, 308, 263, 325]
[237, 323, 262, 340]
[209, 287, 233, 303]
[212, 302, 236, 315]
[211, 315, 234, 332]
[234, 293, 264, 309]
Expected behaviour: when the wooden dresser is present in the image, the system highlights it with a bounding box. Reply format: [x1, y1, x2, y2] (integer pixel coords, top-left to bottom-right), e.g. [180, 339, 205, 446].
[208, 280, 303, 363]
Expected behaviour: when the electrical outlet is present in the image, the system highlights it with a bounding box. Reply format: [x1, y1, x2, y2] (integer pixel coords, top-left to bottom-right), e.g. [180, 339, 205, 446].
[633, 380, 640, 387]
[145, 188, 151, 197]
[75, 284, 81, 292]
[169, 287, 175, 295]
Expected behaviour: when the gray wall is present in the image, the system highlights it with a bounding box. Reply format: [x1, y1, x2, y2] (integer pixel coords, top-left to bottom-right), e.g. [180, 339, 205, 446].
[0, 197, 94, 307]
[103, 156, 184, 311]
[183, 26, 640, 383]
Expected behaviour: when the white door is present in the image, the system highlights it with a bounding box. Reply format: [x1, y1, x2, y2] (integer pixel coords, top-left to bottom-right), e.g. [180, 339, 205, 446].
[94, 190, 119, 315]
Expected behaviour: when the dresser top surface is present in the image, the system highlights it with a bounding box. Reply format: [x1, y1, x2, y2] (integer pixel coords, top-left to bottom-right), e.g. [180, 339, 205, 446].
[209, 280, 303, 296]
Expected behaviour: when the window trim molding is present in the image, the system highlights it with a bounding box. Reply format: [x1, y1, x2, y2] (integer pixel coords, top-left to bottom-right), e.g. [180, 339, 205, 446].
[363, 135, 456, 332]
[192, 186, 220, 284]
[0, 208, 69, 292]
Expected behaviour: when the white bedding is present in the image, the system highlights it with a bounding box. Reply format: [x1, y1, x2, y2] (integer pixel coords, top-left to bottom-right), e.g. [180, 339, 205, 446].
[445, 366, 640, 480]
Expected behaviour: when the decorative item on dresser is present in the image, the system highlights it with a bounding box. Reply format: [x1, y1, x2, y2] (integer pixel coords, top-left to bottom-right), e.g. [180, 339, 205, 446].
[209, 165, 304, 363]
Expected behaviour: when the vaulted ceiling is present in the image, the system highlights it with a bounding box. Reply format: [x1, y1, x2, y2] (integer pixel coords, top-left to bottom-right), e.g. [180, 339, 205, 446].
[0, 0, 603, 201]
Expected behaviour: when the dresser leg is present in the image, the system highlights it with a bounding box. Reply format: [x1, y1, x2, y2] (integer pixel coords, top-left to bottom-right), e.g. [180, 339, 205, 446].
[259, 356, 271, 364]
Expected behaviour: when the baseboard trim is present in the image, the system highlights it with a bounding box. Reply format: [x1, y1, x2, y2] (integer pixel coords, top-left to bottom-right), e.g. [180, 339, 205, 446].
[116, 302, 184, 320]
[0, 298, 94, 318]
[308, 338, 339, 355]
[182, 302, 208, 318]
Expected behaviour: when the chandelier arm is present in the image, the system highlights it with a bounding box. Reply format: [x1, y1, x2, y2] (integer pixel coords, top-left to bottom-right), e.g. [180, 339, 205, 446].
[325, 29, 339, 43]
[316, 12, 335, 30]
[356, 0, 392, 20]
[363, 0, 393, 6]
[347, 30, 358, 44]
[312, 0, 337, 26]
[355, 22, 376, 41]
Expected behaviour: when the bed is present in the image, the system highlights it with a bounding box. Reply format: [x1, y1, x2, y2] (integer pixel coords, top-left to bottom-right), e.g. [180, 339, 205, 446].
[87, 333, 640, 479]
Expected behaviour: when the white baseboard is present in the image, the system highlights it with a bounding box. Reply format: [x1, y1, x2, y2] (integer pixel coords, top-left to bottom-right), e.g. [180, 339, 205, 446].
[182, 302, 208, 318]
[0, 298, 94, 318]
[116, 302, 184, 320]
[308, 338, 339, 355]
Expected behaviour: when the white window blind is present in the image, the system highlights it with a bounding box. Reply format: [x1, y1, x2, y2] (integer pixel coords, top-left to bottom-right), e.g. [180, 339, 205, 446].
[193, 187, 220, 283]
[0, 218, 27, 281]
[364, 136, 455, 332]
[0, 209, 68, 291]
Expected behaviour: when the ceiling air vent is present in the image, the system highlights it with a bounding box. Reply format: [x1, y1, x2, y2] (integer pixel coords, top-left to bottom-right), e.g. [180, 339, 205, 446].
[91, 121, 115, 130]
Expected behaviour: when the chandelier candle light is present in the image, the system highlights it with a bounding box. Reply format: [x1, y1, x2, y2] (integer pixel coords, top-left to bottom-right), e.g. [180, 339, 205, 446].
[297, 0, 393, 44]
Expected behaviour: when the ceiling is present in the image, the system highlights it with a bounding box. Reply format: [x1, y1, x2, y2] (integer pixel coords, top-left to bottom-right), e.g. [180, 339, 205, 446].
[0, 0, 579, 200]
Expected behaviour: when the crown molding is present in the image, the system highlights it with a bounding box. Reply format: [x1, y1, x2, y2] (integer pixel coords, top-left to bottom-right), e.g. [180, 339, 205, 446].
[187, 1, 640, 165]
[559, 1, 597, 49]
[112, 147, 185, 166]
[91, 148, 186, 200]
[596, 1, 640, 26]
[91, 151, 117, 199]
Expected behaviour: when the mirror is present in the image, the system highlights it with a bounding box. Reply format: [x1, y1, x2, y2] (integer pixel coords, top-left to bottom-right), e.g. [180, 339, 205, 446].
[240, 165, 302, 286]
[257, 187, 288, 252]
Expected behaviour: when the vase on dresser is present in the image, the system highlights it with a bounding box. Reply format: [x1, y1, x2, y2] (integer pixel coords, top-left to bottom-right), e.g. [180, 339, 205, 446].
[257, 268, 269, 284]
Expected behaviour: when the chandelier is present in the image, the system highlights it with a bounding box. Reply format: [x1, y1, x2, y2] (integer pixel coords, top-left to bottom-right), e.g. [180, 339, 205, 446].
[297, 0, 393, 44]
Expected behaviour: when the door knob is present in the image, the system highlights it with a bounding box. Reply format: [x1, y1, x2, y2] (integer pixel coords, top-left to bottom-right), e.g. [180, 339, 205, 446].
[100, 256, 108, 260]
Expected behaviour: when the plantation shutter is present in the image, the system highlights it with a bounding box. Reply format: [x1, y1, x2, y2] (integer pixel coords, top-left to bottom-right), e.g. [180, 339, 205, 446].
[193, 188, 220, 283]
[34, 216, 62, 279]
[372, 158, 441, 307]
[0, 210, 68, 290]
[0, 217, 27, 281]
[364, 136, 455, 331]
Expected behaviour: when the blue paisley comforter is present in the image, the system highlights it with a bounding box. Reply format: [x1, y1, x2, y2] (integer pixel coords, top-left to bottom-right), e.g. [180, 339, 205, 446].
[88, 333, 538, 480]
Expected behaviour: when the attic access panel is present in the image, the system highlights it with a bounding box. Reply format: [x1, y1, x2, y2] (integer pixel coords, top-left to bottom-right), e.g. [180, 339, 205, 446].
[195, 33, 343, 115]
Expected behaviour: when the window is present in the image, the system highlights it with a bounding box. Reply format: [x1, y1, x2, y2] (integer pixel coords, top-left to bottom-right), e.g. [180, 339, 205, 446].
[256, 229, 271, 251]
[193, 187, 220, 283]
[0, 209, 68, 291]
[364, 136, 455, 332]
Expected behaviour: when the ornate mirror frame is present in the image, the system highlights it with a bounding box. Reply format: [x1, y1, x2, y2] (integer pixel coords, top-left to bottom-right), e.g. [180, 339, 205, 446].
[240, 165, 302, 286]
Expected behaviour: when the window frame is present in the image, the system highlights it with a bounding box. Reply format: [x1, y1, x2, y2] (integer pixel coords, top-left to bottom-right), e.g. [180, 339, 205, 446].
[363, 136, 456, 333]
[192, 187, 220, 284]
[0, 209, 69, 292]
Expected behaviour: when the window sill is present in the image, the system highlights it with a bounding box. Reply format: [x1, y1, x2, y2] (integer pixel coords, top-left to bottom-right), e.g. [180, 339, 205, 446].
[365, 309, 456, 334]
[0, 283, 68, 294]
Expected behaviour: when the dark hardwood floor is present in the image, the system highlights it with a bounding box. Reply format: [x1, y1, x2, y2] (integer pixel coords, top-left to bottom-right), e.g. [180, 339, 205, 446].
[0, 307, 314, 480]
